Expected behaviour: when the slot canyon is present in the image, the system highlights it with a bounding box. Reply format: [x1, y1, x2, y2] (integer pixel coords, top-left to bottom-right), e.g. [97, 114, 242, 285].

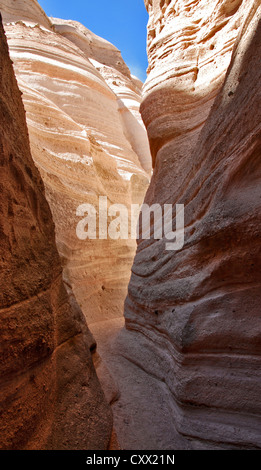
[0, 0, 260, 450]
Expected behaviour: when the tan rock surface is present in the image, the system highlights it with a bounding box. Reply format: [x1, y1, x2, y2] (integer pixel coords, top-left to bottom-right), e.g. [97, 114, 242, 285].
[0, 0, 151, 326]
[122, 0, 261, 448]
[143, 0, 247, 170]
[2, 0, 259, 451]
[0, 15, 113, 450]
[0, 0, 51, 27]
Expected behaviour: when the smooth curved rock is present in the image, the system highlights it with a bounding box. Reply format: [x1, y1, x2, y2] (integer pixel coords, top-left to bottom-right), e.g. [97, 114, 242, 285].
[143, 0, 247, 170]
[0, 15, 112, 450]
[124, 0, 261, 448]
[0, 0, 51, 27]
[0, 0, 151, 326]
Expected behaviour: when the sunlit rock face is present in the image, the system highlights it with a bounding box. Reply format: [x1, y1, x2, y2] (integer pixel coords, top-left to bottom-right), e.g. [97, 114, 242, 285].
[1, 0, 151, 326]
[143, 0, 247, 173]
[0, 16, 112, 450]
[124, 0, 261, 448]
[0, 0, 51, 26]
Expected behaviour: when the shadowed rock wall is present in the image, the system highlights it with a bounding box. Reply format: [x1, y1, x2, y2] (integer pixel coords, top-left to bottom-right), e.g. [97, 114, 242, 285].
[0, 15, 113, 450]
[124, 0, 261, 448]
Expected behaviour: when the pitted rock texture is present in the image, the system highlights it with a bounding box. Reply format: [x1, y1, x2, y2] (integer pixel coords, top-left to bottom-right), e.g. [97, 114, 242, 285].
[0, 0, 151, 326]
[143, 0, 247, 170]
[0, 16, 113, 450]
[123, 0, 261, 448]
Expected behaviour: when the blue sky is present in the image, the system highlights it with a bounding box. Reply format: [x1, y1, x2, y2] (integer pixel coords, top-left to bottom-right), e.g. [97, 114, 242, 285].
[38, 0, 149, 82]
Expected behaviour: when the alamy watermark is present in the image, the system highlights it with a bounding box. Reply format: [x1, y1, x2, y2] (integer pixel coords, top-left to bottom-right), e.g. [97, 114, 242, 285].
[76, 196, 184, 251]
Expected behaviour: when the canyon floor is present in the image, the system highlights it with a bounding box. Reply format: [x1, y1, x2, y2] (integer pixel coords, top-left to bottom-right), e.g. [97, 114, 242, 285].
[91, 319, 197, 450]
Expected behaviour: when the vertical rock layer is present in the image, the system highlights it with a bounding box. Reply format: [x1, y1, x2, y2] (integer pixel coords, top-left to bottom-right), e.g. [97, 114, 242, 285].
[124, 0, 261, 448]
[0, 15, 112, 450]
[1, 0, 151, 326]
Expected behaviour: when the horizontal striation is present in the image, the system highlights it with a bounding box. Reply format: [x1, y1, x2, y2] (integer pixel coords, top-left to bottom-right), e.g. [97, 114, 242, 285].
[0, 13, 113, 450]
[123, 0, 261, 448]
[1, 5, 152, 325]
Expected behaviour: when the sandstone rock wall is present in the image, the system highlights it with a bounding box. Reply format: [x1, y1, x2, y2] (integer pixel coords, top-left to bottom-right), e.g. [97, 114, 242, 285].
[143, 0, 248, 172]
[123, 0, 261, 448]
[0, 15, 113, 450]
[0, 0, 151, 326]
[0, 0, 51, 27]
